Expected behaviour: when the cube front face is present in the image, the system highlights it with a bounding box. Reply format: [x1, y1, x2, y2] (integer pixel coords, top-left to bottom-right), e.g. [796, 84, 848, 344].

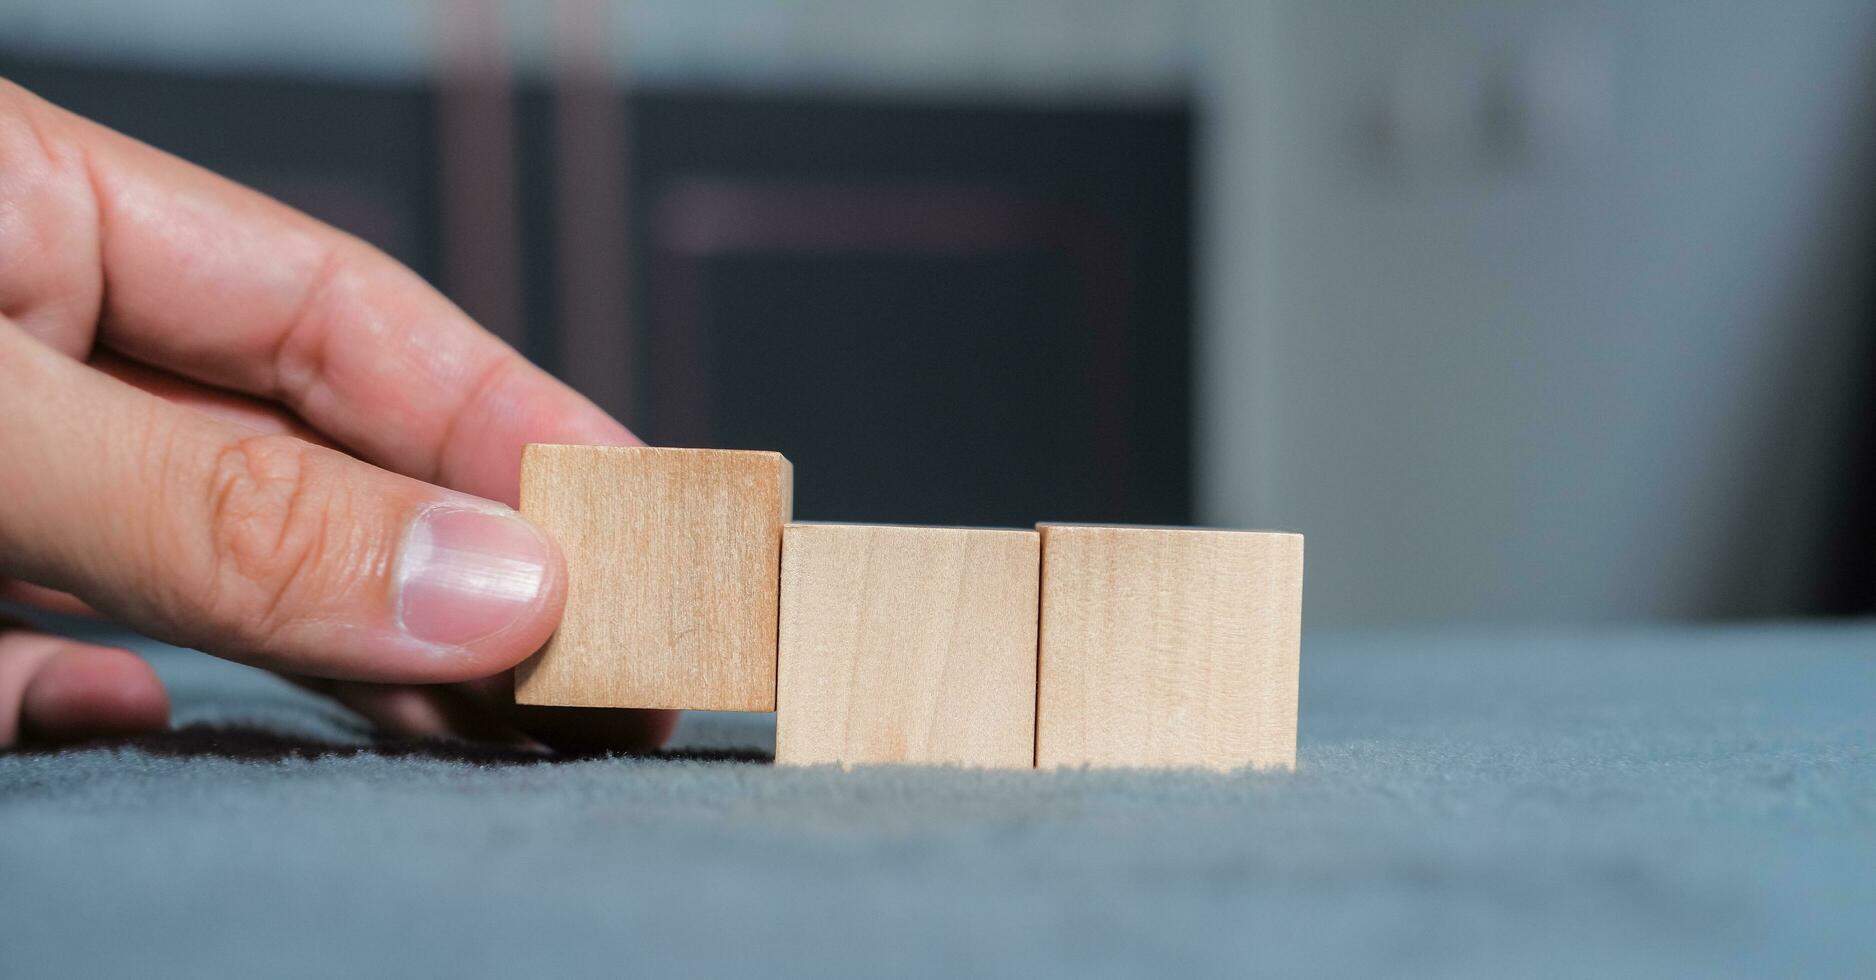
[1035, 525, 1304, 771]
[515, 445, 791, 711]
[775, 524, 1039, 768]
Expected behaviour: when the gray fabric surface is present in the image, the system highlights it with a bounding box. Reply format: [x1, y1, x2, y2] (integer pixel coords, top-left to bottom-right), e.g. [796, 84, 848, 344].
[2, 622, 1872, 978]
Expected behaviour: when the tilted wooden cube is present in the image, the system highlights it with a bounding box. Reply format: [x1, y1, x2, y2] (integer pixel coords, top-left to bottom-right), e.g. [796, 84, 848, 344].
[775, 523, 1039, 767]
[1035, 524, 1304, 771]
[515, 445, 791, 711]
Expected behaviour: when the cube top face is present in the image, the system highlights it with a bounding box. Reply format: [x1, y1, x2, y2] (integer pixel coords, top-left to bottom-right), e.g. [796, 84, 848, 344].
[1036, 524, 1303, 771]
[515, 444, 792, 711]
[775, 523, 1039, 768]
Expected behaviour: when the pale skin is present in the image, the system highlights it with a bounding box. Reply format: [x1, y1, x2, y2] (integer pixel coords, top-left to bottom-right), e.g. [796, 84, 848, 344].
[0, 81, 675, 751]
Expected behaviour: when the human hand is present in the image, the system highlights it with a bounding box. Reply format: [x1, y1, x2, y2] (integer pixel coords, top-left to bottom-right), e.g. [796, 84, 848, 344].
[0, 81, 674, 751]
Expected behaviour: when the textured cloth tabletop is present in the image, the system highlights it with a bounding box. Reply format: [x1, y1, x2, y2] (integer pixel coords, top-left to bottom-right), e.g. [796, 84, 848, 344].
[2, 622, 1872, 978]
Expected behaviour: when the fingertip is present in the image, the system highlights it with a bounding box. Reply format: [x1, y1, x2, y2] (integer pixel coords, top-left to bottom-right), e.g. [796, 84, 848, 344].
[20, 644, 169, 744]
[429, 360, 644, 509]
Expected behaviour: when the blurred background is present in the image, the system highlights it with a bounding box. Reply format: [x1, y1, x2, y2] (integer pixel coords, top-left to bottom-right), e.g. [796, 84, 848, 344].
[5, 0, 1876, 629]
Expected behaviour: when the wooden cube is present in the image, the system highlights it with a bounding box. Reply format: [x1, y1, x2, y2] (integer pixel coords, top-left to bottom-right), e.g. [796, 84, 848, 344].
[1035, 524, 1303, 771]
[515, 445, 791, 710]
[775, 523, 1039, 767]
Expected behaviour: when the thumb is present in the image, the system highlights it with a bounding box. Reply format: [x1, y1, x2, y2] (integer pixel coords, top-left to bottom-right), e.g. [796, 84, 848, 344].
[0, 320, 565, 683]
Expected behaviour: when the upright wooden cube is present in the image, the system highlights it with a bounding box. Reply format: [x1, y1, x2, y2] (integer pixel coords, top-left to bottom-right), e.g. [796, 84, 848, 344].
[775, 523, 1039, 767]
[515, 445, 791, 711]
[1035, 524, 1303, 771]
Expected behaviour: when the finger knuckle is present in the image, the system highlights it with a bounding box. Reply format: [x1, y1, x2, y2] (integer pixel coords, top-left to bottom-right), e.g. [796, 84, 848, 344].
[0, 78, 37, 127]
[0, 79, 101, 334]
[199, 434, 353, 633]
[0, 80, 63, 185]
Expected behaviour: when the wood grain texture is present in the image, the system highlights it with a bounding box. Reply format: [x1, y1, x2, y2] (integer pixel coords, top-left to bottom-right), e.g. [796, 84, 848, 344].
[775, 523, 1039, 767]
[515, 445, 791, 710]
[1035, 525, 1303, 771]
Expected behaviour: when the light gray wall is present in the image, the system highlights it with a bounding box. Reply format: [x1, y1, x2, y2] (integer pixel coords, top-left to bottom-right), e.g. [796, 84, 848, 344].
[1198, 0, 1876, 625]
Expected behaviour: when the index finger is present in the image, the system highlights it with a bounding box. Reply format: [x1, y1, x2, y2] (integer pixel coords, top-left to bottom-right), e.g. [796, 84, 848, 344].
[0, 80, 637, 505]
